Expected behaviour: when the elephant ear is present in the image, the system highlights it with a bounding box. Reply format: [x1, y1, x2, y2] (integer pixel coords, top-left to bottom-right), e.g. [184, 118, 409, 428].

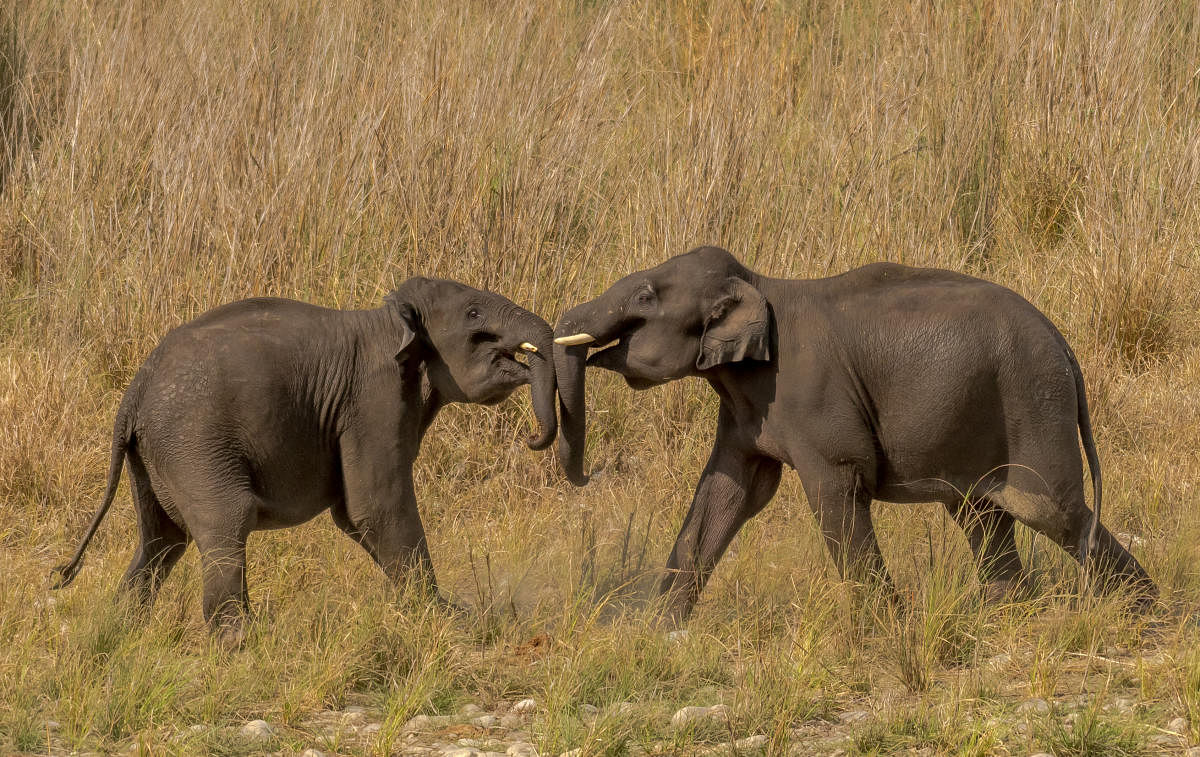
[696, 277, 771, 371]
[383, 292, 422, 360]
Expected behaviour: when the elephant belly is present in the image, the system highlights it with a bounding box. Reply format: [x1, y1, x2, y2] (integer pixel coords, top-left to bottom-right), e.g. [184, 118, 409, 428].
[249, 449, 343, 529]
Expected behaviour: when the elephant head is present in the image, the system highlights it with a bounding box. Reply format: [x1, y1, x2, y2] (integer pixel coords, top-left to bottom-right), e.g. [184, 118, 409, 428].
[553, 247, 771, 483]
[387, 277, 557, 449]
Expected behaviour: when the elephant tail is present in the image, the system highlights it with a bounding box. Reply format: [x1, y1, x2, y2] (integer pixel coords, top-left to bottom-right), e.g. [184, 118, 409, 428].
[51, 385, 138, 589]
[1065, 343, 1102, 565]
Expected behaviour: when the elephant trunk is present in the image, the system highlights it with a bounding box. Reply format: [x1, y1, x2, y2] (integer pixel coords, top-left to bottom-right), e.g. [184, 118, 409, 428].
[524, 324, 558, 451]
[553, 297, 626, 486]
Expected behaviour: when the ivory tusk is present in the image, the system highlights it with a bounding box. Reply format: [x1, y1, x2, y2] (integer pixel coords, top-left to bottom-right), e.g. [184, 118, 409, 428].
[519, 342, 538, 353]
[554, 332, 596, 346]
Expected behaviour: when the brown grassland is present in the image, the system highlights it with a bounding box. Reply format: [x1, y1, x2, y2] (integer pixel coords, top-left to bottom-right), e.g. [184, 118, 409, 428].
[2, 0, 1200, 754]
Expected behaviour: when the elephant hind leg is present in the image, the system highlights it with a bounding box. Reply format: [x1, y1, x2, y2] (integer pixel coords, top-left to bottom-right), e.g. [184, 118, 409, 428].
[991, 483, 1155, 602]
[120, 449, 190, 610]
[943, 495, 1024, 597]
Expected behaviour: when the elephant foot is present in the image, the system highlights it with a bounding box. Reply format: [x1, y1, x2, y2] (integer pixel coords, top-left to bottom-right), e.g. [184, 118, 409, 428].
[981, 575, 1032, 605]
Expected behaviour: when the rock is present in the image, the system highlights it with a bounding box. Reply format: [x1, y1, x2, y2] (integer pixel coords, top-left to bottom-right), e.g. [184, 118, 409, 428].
[984, 653, 1011, 670]
[665, 629, 689, 644]
[609, 701, 637, 716]
[1028, 753, 1053, 757]
[578, 704, 599, 721]
[1116, 532, 1147, 550]
[43, 720, 61, 732]
[512, 698, 538, 714]
[342, 710, 368, 725]
[239, 719, 273, 740]
[735, 735, 768, 749]
[362, 723, 382, 736]
[461, 703, 484, 716]
[444, 749, 480, 757]
[507, 742, 538, 757]
[1108, 697, 1136, 714]
[405, 714, 457, 732]
[300, 750, 327, 757]
[837, 710, 871, 724]
[671, 704, 730, 727]
[471, 715, 499, 728]
[1169, 717, 1189, 733]
[500, 714, 524, 729]
[558, 751, 581, 757]
[457, 739, 483, 748]
[345, 705, 368, 714]
[1018, 698, 1051, 715]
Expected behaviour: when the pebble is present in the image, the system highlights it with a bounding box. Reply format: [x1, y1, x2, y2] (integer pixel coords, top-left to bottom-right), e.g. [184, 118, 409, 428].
[512, 698, 538, 714]
[507, 742, 538, 757]
[1029, 753, 1053, 757]
[558, 750, 581, 757]
[1169, 717, 1189, 733]
[665, 629, 689, 644]
[578, 704, 599, 721]
[984, 653, 1012, 670]
[1018, 698, 1051, 715]
[444, 749, 480, 757]
[362, 723, 381, 736]
[471, 715, 499, 728]
[342, 710, 368, 725]
[837, 710, 871, 724]
[609, 701, 637, 716]
[671, 704, 730, 727]
[461, 704, 484, 716]
[300, 750, 327, 757]
[732, 734, 768, 751]
[239, 719, 273, 740]
[345, 705, 368, 714]
[500, 714, 524, 729]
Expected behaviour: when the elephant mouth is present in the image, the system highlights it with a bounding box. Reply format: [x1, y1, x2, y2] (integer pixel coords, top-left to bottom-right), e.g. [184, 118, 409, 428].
[585, 338, 625, 369]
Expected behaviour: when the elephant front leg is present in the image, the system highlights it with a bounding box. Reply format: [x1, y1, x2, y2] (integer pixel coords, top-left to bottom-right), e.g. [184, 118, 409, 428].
[658, 448, 782, 626]
[338, 436, 445, 605]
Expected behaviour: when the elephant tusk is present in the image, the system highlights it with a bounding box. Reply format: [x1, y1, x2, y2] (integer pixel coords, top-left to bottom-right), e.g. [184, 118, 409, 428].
[519, 342, 538, 353]
[554, 333, 596, 346]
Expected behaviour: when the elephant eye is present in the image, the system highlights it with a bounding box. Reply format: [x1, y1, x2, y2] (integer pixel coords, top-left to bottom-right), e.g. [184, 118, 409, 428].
[466, 308, 481, 320]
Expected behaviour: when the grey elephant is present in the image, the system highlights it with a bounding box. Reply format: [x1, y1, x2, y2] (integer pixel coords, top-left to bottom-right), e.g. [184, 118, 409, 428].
[553, 246, 1155, 624]
[53, 277, 557, 639]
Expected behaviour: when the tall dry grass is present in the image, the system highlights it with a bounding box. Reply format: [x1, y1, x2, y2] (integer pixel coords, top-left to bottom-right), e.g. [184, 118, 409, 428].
[2, 0, 1200, 754]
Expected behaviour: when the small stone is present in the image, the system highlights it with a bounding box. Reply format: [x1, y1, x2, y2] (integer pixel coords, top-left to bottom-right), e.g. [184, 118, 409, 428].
[984, 653, 1011, 670]
[837, 710, 871, 724]
[1169, 717, 1189, 733]
[300, 750, 327, 757]
[1028, 753, 1053, 757]
[343, 710, 368, 725]
[671, 704, 730, 727]
[578, 704, 599, 721]
[457, 739, 483, 748]
[471, 715, 499, 728]
[512, 699, 538, 714]
[665, 629, 689, 644]
[507, 742, 538, 757]
[460, 703, 484, 716]
[500, 714, 524, 729]
[362, 723, 382, 736]
[1018, 698, 1051, 715]
[345, 705, 368, 714]
[443, 750, 479, 757]
[609, 701, 637, 716]
[558, 751, 581, 757]
[188, 724, 206, 733]
[239, 719, 273, 740]
[734, 735, 768, 750]
[44, 720, 61, 731]
[405, 715, 433, 732]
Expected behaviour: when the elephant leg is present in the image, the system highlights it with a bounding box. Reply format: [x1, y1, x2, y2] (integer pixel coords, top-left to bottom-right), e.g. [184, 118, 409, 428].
[943, 495, 1024, 596]
[119, 449, 190, 609]
[338, 437, 442, 603]
[658, 445, 782, 625]
[330, 502, 382, 566]
[800, 464, 893, 591]
[194, 531, 250, 643]
[991, 479, 1155, 602]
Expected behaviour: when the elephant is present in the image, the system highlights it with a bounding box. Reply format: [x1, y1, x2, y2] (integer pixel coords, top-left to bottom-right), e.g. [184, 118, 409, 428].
[53, 277, 557, 640]
[553, 246, 1156, 624]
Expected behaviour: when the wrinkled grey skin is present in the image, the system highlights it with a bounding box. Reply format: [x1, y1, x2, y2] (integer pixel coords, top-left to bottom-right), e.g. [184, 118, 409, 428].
[555, 246, 1155, 624]
[54, 278, 556, 639]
